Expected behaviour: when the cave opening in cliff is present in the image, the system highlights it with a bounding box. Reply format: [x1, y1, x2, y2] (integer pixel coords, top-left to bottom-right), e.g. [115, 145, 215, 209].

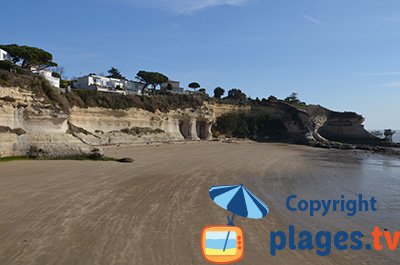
[179, 120, 189, 140]
[196, 121, 207, 140]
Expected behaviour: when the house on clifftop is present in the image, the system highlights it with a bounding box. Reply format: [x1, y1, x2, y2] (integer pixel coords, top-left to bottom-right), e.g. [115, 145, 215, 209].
[33, 69, 61, 88]
[73, 74, 144, 95]
[160, 80, 185, 94]
[0, 48, 11, 61]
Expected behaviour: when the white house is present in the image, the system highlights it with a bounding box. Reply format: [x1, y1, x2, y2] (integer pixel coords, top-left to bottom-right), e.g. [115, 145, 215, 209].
[31, 68, 60, 88]
[73, 74, 125, 94]
[73, 74, 144, 95]
[0, 48, 11, 61]
[125, 80, 145, 94]
[160, 80, 185, 94]
[38, 70, 60, 88]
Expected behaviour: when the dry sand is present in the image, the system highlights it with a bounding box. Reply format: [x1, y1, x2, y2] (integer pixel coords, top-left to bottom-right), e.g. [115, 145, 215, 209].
[0, 142, 399, 265]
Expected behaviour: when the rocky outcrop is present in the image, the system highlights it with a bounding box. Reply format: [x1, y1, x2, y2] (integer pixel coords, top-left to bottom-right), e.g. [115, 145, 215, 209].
[230, 101, 381, 145]
[286, 104, 380, 144]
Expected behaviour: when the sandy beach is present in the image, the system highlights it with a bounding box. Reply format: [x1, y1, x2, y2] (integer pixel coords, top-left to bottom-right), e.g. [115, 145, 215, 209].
[0, 142, 399, 265]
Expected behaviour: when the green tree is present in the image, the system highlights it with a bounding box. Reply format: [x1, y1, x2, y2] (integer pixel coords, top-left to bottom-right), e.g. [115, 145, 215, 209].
[51, 72, 61, 79]
[284, 92, 298, 102]
[0, 44, 57, 70]
[227, 88, 247, 102]
[267, 95, 278, 101]
[284, 92, 306, 106]
[188, 82, 200, 91]
[51, 66, 66, 79]
[136, 71, 169, 95]
[213, 87, 225, 99]
[166, 83, 174, 91]
[107, 67, 125, 79]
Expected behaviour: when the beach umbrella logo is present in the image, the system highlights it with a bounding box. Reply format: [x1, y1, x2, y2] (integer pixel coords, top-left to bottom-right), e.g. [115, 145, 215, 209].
[201, 184, 269, 264]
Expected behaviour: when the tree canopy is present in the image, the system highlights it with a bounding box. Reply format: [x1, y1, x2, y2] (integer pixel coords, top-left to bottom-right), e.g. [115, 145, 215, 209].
[284, 92, 305, 105]
[188, 82, 200, 91]
[0, 44, 57, 70]
[283, 92, 306, 106]
[227, 88, 247, 102]
[166, 83, 174, 91]
[107, 67, 125, 79]
[268, 95, 278, 101]
[213, 87, 225, 99]
[136, 71, 169, 94]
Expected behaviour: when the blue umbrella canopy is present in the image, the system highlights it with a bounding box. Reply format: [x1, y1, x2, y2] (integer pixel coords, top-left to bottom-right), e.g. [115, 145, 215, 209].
[209, 184, 269, 220]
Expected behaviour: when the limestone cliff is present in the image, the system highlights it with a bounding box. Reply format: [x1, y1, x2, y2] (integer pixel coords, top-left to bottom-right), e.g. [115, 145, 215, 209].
[249, 102, 380, 144]
[0, 85, 380, 158]
[0, 86, 247, 157]
[0, 87, 98, 158]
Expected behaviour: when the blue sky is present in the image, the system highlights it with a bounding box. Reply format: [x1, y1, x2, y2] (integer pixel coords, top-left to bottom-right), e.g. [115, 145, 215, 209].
[1, 0, 400, 129]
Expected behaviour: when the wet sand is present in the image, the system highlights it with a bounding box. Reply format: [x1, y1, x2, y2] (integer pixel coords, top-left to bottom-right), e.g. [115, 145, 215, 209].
[0, 142, 399, 265]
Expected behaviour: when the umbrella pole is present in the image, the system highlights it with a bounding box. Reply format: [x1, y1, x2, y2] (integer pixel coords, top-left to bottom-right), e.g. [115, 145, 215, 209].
[227, 213, 236, 226]
[223, 213, 236, 252]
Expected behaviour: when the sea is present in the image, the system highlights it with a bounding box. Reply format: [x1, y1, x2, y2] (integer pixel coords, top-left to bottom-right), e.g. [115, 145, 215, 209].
[394, 132, 400, 143]
[370, 130, 400, 143]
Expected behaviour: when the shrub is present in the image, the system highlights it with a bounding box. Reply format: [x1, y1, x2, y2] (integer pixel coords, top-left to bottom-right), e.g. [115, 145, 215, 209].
[226, 88, 247, 102]
[60, 79, 72, 88]
[0, 70, 70, 113]
[213, 112, 287, 139]
[0, 61, 14, 71]
[67, 90, 209, 113]
[52, 72, 61, 78]
[0, 61, 31, 75]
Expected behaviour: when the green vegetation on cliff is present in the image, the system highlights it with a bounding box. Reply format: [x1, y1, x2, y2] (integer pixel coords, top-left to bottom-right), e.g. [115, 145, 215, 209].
[0, 69, 211, 113]
[66, 89, 209, 112]
[213, 112, 287, 139]
[0, 69, 70, 113]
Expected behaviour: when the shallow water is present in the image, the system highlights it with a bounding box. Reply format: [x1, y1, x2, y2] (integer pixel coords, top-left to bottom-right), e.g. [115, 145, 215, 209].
[393, 132, 400, 143]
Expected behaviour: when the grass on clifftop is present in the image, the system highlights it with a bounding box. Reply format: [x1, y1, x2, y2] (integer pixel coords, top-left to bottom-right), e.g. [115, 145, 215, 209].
[0, 69, 70, 113]
[66, 89, 209, 113]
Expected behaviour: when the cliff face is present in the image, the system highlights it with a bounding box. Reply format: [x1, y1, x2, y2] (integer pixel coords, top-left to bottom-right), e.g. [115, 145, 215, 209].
[253, 102, 380, 144]
[68, 103, 251, 145]
[295, 104, 380, 144]
[316, 111, 378, 144]
[0, 86, 247, 157]
[0, 87, 97, 158]
[0, 86, 379, 158]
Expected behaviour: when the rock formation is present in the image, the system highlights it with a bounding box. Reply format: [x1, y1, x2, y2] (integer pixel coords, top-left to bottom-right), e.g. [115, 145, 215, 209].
[0, 85, 381, 158]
